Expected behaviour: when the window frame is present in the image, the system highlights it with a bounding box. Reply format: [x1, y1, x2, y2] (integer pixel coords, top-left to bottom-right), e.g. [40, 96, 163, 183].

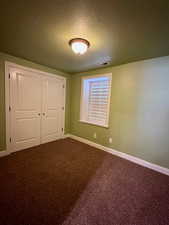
[80, 73, 112, 128]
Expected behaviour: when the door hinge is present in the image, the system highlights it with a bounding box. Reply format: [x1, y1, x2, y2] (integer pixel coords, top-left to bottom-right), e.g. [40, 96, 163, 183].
[10, 137, 11, 143]
[62, 128, 63, 132]
[9, 73, 10, 79]
[9, 106, 11, 111]
[63, 84, 65, 88]
[62, 106, 64, 110]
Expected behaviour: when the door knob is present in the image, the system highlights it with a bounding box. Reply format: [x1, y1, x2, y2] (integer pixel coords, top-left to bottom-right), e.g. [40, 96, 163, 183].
[38, 113, 41, 116]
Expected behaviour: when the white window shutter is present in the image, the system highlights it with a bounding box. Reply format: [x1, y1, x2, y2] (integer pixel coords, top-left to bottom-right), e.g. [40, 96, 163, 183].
[81, 74, 112, 127]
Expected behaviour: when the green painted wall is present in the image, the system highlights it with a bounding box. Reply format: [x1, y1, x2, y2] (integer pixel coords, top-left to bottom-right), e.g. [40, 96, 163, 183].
[71, 56, 169, 169]
[1, 52, 169, 169]
[0, 52, 71, 151]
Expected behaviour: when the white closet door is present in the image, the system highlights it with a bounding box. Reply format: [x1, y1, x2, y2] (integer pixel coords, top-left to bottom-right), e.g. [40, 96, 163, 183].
[41, 76, 64, 144]
[10, 69, 42, 152]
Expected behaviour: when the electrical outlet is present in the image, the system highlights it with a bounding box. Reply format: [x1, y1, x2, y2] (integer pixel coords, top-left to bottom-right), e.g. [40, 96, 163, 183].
[93, 133, 97, 139]
[109, 137, 112, 143]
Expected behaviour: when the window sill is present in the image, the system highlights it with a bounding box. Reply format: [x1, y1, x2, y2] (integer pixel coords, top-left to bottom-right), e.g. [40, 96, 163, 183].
[79, 120, 109, 128]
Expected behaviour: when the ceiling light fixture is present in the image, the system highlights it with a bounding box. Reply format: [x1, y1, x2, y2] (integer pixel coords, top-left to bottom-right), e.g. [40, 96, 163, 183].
[69, 38, 90, 55]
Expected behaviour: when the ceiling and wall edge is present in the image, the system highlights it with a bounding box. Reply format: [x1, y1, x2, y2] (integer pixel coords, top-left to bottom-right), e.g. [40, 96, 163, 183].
[1, 51, 169, 76]
[0, 51, 70, 77]
[71, 55, 169, 76]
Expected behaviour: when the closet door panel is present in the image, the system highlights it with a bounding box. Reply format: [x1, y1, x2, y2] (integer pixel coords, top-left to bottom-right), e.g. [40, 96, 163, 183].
[41, 77, 64, 144]
[10, 70, 42, 152]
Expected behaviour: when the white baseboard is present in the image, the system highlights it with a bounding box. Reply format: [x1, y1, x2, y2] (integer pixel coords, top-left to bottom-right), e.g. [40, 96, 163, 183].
[0, 150, 10, 157]
[1, 134, 169, 176]
[63, 134, 71, 138]
[2, 135, 69, 155]
[69, 134, 169, 176]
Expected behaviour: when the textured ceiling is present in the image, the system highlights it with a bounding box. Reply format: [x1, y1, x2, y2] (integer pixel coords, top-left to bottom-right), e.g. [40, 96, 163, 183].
[0, 0, 169, 73]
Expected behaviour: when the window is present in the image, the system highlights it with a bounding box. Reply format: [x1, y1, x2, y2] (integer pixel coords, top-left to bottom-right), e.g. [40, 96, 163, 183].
[80, 74, 112, 127]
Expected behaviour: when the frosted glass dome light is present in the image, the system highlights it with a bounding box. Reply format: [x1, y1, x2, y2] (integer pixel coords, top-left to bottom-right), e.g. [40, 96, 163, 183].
[69, 38, 90, 55]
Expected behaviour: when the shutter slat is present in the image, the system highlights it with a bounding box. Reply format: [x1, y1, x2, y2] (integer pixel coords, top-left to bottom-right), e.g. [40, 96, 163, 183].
[86, 78, 110, 125]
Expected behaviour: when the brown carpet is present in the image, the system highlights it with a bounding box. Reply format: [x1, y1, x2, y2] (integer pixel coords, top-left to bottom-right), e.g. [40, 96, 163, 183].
[0, 138, 169, 225]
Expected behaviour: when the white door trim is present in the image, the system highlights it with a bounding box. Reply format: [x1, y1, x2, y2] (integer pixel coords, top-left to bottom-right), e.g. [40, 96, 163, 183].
[5, 61, 66, 153]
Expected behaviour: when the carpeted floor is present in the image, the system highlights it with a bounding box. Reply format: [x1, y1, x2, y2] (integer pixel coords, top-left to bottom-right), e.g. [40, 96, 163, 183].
[0, 138, 169, 225]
